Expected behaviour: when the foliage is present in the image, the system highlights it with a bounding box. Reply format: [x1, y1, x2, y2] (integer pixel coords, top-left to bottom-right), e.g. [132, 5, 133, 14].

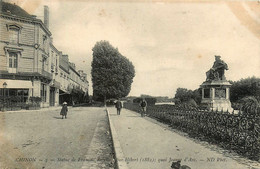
[106, 99, 116, 106]
[133, 97, 156, 105]
[29, 96, 42, 103]
[71, 88, 88, 104]
[91, 40, 135, 101]
[230, 77, 260, 103]
[239, 96, 260, 116]
[192, 89, 202, 105]
[174, 88, 202, 105]
[174, 88, 193, 102]
[180, 99, 198, 109]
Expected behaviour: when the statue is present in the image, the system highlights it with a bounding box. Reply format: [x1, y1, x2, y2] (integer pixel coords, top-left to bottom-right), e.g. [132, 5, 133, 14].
[206, 55, 228, 81]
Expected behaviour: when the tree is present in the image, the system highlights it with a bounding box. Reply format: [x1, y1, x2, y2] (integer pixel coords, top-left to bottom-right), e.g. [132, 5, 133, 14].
[91, 40, 135, 104]
[192, 88, 202, 105]
[133, 97, 157, 105]
[230, 76, 260, 103]
[174, 88, 193, 103]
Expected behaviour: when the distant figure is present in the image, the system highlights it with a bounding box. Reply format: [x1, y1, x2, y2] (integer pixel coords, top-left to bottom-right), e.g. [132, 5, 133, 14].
[206, 55, 228, 81]
[115, 98, 122, 115]
[60, 102, 68, 119]
[139, 98, 147, 117]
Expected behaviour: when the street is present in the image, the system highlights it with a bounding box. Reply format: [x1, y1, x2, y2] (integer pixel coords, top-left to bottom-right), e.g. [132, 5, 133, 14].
[0, 107, 115, 169]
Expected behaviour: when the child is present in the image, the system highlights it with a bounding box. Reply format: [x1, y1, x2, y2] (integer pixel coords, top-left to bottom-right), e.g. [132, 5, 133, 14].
[60, 102, 68, 119]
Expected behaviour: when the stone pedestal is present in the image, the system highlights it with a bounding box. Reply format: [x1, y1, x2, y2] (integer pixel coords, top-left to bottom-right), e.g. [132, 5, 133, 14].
[200, 80, 233, 112]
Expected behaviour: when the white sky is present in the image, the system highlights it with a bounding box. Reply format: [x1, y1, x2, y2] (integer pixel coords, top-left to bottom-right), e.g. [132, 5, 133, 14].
[7, 0, 260, 97]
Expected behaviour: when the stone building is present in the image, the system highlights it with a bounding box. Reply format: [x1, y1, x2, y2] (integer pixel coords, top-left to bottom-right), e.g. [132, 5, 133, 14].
[49, 41, 61, 106]
[58, 56, 89, 105]
[0, 2, 88, 108]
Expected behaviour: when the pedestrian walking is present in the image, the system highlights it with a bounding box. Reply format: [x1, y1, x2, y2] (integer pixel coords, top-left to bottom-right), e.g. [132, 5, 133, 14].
[115, 98, 122, 115]
[60, 102, 68, 119]
[139, 98, 147, 117]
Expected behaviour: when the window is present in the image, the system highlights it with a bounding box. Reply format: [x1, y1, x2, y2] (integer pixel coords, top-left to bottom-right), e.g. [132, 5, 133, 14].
[18, 89, 29, 102]
[43, 35, 47, 44]
[9, 29, 18, 44]
[6, 24, 22, 44]
[41, 83, 47, 102]
[9, 89, 17, 96]
[43, 35, 47, 51]
[9, 52, 18, 68]
[56, 56, 58, 67]
[204, 89, 210, 98]
[0, 89, 28, 102]
[0, 89, 8, 97]
[42, 56, 46, 71]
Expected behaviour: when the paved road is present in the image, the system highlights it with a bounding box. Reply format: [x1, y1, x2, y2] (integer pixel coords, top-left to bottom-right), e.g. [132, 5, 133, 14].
[0, 107, 114, 169]
[108, 107, 260, 169]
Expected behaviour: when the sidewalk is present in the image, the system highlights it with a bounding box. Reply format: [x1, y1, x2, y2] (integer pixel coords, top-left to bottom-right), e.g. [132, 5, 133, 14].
[107, 108, 259, 169]
[0, 106, 62, 114]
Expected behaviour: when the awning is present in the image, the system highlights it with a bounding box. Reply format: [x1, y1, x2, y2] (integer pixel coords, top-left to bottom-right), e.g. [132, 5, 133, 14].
[0, 79, 33, 89]
[59, 88, 71, 95]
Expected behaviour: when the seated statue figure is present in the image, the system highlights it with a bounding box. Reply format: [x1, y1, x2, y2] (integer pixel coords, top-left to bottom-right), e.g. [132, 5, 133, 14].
[206, 55, 228, 81]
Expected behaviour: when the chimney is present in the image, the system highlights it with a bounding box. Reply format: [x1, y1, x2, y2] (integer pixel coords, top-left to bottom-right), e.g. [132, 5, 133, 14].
[44, 5, 49, 29]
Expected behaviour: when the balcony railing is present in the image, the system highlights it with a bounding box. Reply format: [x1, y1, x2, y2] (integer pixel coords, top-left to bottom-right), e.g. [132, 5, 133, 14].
[42, 70, 52, 79]
[33, 68, 52, 80]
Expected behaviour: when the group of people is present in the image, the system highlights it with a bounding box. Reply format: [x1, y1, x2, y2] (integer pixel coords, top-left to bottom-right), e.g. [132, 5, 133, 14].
[115, 98, 147, 117]
[59, 98, 148, 119]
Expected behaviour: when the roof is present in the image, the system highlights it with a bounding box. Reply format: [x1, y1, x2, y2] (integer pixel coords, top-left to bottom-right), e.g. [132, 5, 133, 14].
[0, 2, 52, 36]
[1, 1, 33, 19]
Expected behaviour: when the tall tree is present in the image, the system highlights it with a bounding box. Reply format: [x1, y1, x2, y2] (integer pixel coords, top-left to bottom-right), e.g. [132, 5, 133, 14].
[91, 41, 135, 103]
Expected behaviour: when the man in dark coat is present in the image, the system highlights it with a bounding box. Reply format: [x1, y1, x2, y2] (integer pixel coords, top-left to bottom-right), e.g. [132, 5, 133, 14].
[115, 98, 122, 115]
[139, 98, 147, 117]
[60, 102, 68, 119]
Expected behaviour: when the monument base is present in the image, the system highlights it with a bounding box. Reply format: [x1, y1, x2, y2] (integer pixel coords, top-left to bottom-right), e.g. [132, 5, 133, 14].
[200, 80, 233, 113]
[201, 98, 233, 112]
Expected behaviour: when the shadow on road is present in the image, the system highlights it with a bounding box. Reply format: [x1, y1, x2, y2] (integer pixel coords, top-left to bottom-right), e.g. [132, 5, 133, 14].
[53, 116, 63, 119]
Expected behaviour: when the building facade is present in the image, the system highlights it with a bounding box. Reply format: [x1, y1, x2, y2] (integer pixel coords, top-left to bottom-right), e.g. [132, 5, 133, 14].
[0, 2, 88, 108]
[58, 56, 89, 105]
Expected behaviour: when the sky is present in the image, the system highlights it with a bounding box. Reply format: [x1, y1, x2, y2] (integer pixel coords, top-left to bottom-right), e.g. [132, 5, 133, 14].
[6, 0, 260, 97]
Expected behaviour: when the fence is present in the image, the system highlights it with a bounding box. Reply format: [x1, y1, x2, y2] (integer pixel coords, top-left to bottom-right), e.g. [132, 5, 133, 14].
[124, 103, 260, 161]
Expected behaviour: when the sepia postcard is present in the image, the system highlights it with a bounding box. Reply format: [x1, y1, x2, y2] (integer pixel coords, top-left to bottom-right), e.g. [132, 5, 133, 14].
[0, 0, 260, 168]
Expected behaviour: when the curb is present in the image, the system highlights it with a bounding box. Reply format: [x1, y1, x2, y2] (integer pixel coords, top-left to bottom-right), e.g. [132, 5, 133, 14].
[106, 108, 128, 169]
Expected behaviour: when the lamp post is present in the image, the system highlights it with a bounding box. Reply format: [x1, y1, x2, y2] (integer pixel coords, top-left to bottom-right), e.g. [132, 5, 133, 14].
[3, 82, 7, 111]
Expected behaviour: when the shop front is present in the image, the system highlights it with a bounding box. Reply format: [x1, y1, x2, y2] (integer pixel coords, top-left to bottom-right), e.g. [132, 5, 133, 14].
[0, 79, 33, 110]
